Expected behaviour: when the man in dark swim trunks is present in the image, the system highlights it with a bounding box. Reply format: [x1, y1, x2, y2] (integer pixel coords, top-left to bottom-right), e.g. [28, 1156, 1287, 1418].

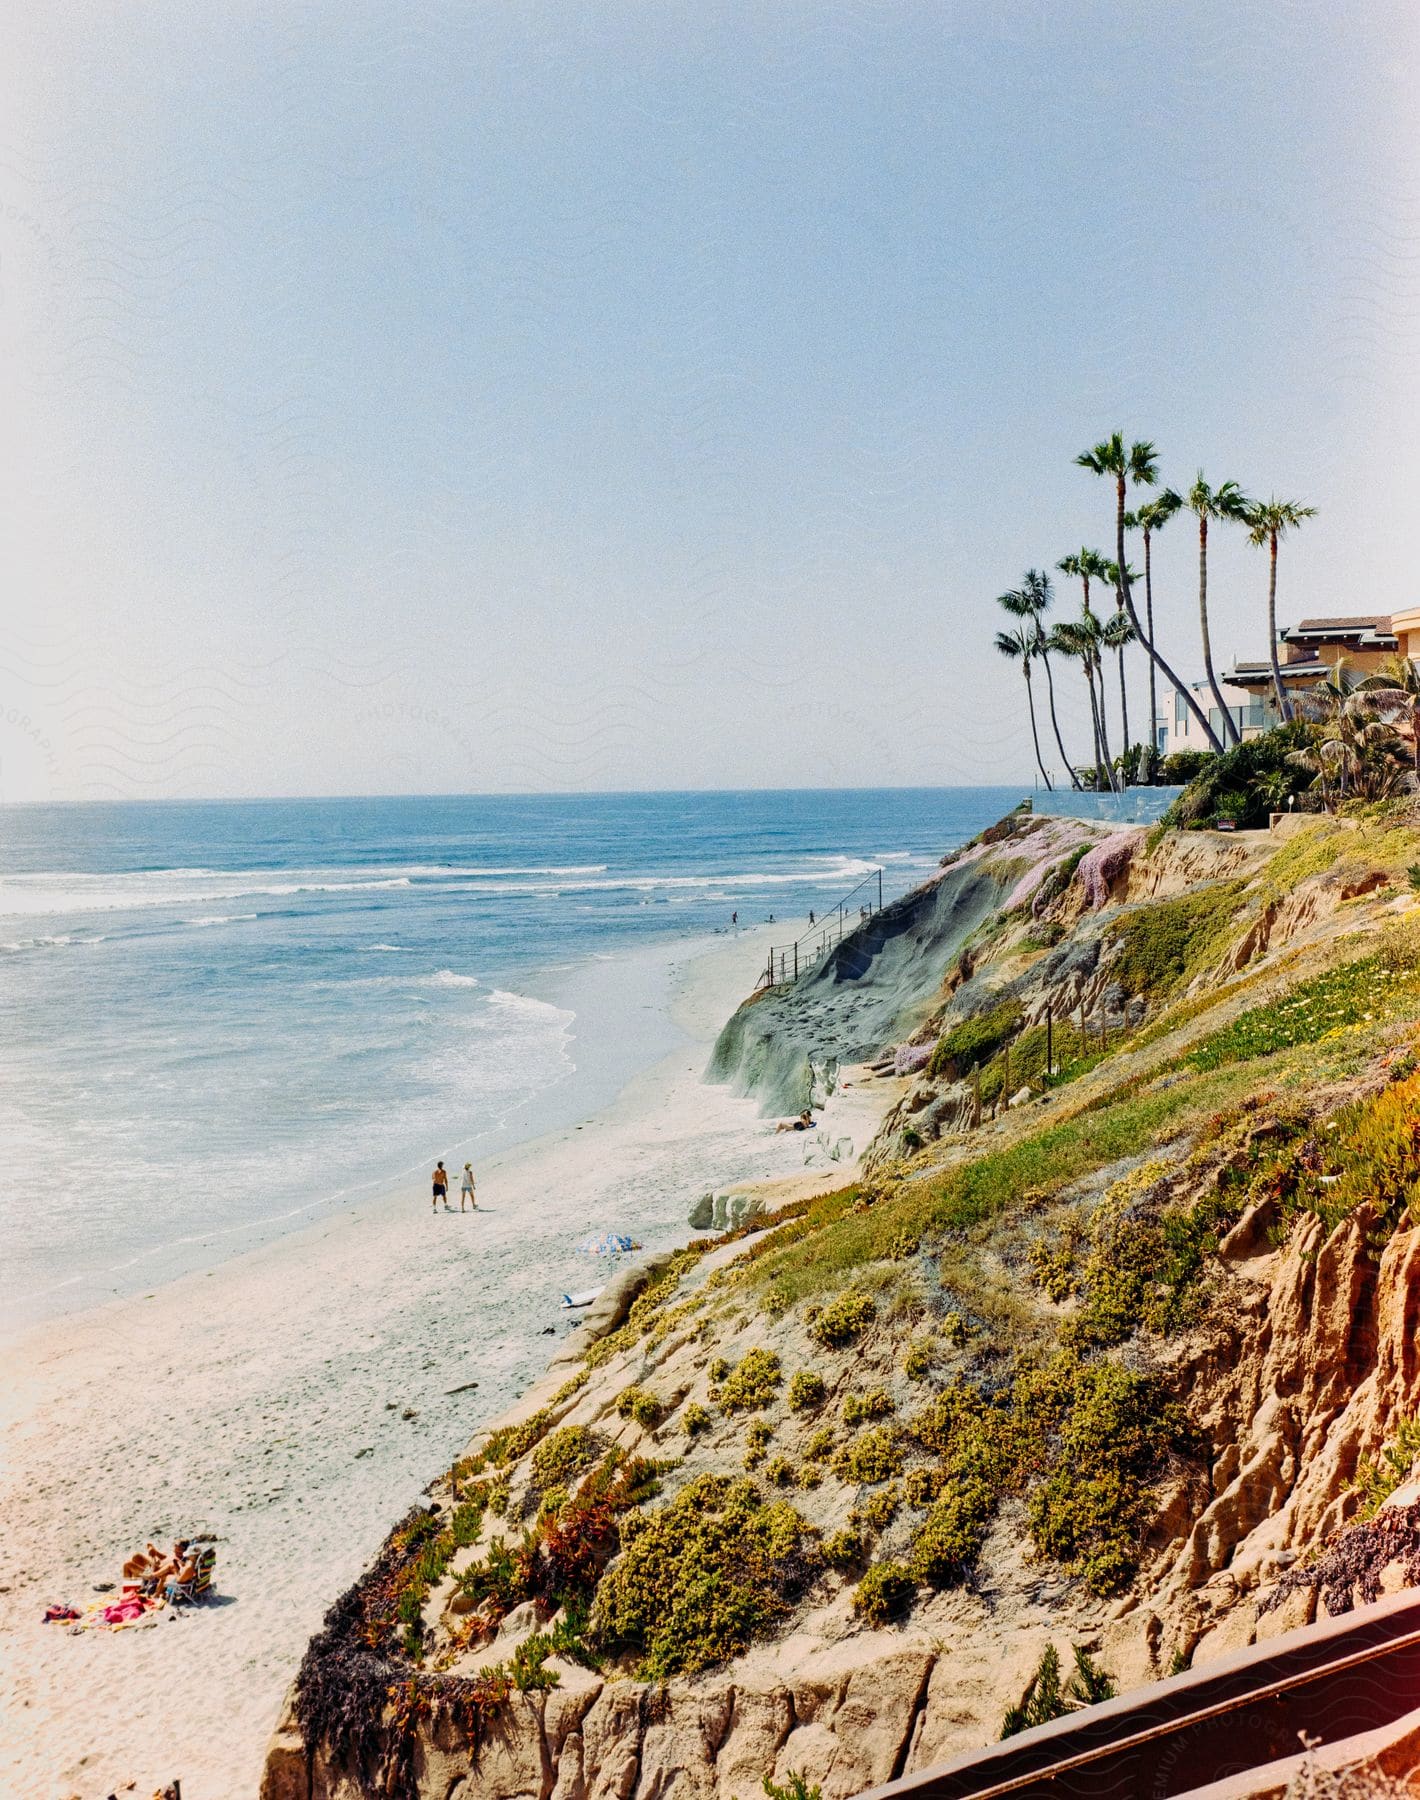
[432, 1161, 451, 1211]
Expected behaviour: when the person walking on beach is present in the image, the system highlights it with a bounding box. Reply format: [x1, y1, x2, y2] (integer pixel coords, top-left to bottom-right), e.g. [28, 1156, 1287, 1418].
[460, 1162, 477, 1211]
[432, 1161, 451, 1211]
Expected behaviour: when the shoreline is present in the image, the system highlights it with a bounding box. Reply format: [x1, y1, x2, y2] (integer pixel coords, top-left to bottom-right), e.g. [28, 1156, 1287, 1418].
[4, 921, 770, 1338]
[0, 918, 896, 1800]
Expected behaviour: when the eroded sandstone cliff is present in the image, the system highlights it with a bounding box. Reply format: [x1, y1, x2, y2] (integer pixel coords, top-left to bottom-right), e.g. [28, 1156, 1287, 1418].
[264, 808, 1420, 1800]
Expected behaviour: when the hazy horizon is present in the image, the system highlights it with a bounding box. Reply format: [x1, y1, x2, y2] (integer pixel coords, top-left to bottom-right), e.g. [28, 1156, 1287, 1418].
[3, 1, 1417, 804]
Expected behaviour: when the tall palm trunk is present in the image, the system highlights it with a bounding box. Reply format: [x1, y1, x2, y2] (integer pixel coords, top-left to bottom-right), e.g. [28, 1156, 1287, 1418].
[1083, 664, 1108, 790]
[1266, 530, 1291, 724]
[1143, 528, 1159, 773]
[1198, 515, 1241, 746]
[1022, 663, 1051, 789]
[1116, 642, 1130, 775]
[1113, 474, 1223, 754]
[1038, 646, 1082, 789]
[1093, 654, 1118, 789]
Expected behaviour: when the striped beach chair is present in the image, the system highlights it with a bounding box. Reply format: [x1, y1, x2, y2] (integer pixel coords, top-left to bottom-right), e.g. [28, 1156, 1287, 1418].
[167, 1546, 217, 1605]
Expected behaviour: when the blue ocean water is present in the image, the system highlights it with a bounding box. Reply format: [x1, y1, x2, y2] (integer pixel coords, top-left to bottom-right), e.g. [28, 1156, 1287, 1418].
[0, 788, 1029, 1328]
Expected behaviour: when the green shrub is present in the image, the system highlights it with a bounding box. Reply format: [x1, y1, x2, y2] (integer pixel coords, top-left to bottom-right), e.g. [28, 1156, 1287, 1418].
[804, 1426, 834, 1462]
[787, 1369, 827, 1412]
[765, 1456, 795, 1488]
[615, 1386, 663, 1430]
[719, 1348, 783, 1412]
[796, 1464, 823, 1490]
[1000, 1644, 1117, 1738]
[903, 1338, 935, 1380]
[929, 999, 1025, 1081]
[1351, 1413, 1420, 1520]
[681, 1402, 712, 1438]
[856, 1483, 901, 1528]
[904, 1466, 944, 1508]
[764, 1774, 822, 1800]
[483, 1409, 553, 1468]
[1160, 749, 1210, 785]
[833, 1425, 903, 1485]
[747, 1419, 774, 1449]
[842, 1388, 896, 1426]
[909, 1477, 995, 1586]
[1023, 1357, 1186, 1595]
[708, 1357, 731, 1383]
[823, 1527, 863, 1570]
[809, 1290, 877, 1349]
[1162, 725, 1312, 831]
[853, 1561, 915, 1626]
[531, 1426, 596, 1493]
[591, 1474, 822, 1678]
[1105, 882, 1247, 998]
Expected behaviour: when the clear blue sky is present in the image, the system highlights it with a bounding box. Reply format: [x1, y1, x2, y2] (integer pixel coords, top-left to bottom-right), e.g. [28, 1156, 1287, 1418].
[2, 0, 1417, 799]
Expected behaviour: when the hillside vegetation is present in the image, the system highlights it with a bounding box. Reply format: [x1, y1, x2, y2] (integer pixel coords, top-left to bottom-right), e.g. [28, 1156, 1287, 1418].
[264, 799, 1420, 1800]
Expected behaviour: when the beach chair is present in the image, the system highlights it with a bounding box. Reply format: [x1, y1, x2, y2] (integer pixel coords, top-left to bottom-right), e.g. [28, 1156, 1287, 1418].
[166, 1546, 217, 1606]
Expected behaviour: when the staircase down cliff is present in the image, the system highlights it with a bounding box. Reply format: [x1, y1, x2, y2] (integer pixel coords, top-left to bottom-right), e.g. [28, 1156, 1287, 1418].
[706, 815, 1109, 1117]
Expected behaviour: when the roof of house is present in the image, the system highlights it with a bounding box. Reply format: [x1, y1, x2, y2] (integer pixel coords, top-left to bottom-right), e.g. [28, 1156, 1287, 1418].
[1227, 659, 1330, 685]
[1284, 615, 1396, 637]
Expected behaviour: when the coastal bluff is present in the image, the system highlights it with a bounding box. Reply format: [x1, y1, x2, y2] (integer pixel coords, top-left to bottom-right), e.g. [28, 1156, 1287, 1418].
[263, 804, 1420, 1800]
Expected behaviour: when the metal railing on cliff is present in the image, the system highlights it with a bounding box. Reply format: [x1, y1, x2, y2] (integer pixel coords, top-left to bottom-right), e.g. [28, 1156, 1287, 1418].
[756, 866, 885, 990]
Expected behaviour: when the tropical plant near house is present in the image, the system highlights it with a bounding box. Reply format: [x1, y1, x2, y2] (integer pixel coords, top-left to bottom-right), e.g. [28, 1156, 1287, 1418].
[1244, 497, 1318, 723]
[1077, 434, 1224, 756]
[1350, 657, 1420, 787]
[1124, 488, 1184, 765]
[1183, 473, 1253, 747]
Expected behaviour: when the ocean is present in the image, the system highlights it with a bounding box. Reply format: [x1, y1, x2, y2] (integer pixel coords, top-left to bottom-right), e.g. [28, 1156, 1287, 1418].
[0, 787, 1032, 1330]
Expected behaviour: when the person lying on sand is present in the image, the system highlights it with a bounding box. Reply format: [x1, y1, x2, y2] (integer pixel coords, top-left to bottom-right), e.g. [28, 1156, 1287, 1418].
[775, 1110, 817, 1133]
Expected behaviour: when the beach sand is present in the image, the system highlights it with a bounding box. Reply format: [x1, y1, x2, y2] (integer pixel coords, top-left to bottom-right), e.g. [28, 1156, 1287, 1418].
[0, 924, 896, 1800]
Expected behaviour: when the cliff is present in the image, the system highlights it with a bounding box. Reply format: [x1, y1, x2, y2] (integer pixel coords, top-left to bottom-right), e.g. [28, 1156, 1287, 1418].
[263, 804, 1420, 1800]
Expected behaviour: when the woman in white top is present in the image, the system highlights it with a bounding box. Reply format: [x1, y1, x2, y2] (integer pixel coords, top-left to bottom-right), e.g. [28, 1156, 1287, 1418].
[460, 1163, 477, 1210]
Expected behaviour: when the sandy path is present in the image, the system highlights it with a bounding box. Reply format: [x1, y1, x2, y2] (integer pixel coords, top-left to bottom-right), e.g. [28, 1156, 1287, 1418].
[0, 926, 886, 1800]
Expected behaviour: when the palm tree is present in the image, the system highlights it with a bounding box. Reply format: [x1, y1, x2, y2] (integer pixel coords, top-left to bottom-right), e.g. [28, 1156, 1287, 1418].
[1050, 612, 1113, 792]
[1183, 473, 1252, 748]
[1351, 657, 1420, 786]
[1100, 586, 1137, 771]
[1057, 550, 1117, 789]
[1002, 571, 1081, 788]
[1123, 489, 1182, 765]
[1077, 435, 1224, 755]
[995, 623, 1052, 789]
[1244, 496, 1318, 724]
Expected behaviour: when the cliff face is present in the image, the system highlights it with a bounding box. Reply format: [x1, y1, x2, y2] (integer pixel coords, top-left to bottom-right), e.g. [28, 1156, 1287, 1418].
[265, 808, 1420, 1800]
[706, 815, 1108, 1117]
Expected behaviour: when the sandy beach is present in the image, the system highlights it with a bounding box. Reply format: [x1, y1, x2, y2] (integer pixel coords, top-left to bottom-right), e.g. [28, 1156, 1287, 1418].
[0, 921, 895, 1800]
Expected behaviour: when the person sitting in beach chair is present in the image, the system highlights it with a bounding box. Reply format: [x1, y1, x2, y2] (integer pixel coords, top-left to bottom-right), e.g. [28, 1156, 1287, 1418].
[165, 1545, 216, 1605]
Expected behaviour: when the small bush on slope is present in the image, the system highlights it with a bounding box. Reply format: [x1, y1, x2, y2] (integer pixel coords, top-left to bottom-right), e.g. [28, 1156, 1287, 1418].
[718, 1347, 782, 1412]
[592, 1474, 821, 1678]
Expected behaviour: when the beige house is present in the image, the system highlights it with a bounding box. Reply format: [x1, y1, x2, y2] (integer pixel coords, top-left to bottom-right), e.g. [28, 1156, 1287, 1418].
[1164, 615, 1404, 754]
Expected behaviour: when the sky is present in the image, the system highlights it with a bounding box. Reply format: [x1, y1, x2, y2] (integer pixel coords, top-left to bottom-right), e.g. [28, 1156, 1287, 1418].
[1, 0, 1418, 802]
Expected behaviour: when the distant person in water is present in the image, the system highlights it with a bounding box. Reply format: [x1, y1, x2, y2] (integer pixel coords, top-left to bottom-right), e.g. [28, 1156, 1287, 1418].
[809, 910, 815, 926]
[432, 1161, 451, 1211]
[731, 911, 737, 926]
[460, 1163, 477, 1210]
